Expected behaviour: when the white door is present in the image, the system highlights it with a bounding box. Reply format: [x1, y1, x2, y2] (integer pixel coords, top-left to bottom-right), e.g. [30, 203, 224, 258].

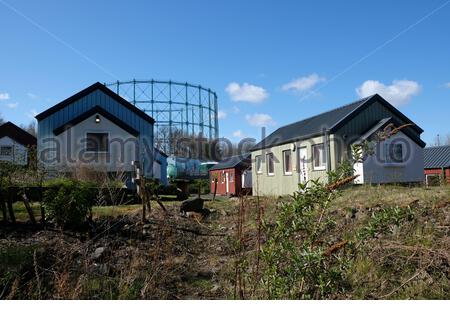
[298, 147, 308, 183]
[225, 172, 229, 193]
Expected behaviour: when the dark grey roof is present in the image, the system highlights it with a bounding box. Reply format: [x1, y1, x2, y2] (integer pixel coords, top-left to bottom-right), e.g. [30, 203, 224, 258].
[353, 117, 392, 144]
[353, 117, 426, 148]
[35, 82, 155, 124]
[424, 145, 450, 169]
[0, 121, 37, 147]
[250, 94, 423, 151]
[209, 153, 251, 171]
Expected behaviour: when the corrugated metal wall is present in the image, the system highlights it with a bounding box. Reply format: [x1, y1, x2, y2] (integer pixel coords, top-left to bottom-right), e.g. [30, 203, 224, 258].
[334, 100, 422, 161]
[37, 88, 154, 176]
[335, 100, 421, 141]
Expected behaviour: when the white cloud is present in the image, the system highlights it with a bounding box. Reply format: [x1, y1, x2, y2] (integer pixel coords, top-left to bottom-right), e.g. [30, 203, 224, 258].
[0, 92, 10, 101]
[225, 82, 268, 103]
[27, 93, 38, 99]
[356, 79, 421, 106]
[282, 73, 325, 93]
[217, 110, 227, 120]
[6, 102, 18, 109]
[444, 82, 450, 88]
[245, 113, 276, 127]
[233, 130, 243, 138]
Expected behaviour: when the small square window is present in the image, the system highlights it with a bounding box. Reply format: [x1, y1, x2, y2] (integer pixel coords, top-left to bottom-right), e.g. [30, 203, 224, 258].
[86, 133, 109, 152]
[266, 153, 274, 176]
[255, 155, 262, 174]
[283, 150, 292, 175]
[0, 146, 12, 156]
[313, 143, 327, 170]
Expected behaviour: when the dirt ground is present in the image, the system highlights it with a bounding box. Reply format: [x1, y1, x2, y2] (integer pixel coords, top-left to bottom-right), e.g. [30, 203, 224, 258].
[0, 197, 245, 299]
[1, 185, 449, 299]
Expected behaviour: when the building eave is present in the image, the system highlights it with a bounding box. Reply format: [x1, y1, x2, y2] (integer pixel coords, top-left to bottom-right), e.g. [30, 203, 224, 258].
[35, 82, 155, 125]
[52, 105, 140, 136]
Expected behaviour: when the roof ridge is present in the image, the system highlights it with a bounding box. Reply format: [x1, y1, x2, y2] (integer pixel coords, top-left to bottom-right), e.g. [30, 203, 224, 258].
[35, 82, 155, 124]
[276, 94, 374, 131]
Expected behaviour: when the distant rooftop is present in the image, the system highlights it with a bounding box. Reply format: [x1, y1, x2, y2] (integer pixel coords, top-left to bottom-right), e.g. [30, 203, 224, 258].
[209, 153, 251, 171]
[424, 145, 450, 169]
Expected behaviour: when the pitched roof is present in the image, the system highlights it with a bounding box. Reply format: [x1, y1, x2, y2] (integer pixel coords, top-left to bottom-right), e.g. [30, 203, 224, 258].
[53, 105, 139, 136]
[250, 94, 423, 151]
[424, 145, 450, 169]
[35, 82, 155, 124]
[0, 122, 37, 147]
[353, 117, 426, 148]
[209, 153, 251, 171]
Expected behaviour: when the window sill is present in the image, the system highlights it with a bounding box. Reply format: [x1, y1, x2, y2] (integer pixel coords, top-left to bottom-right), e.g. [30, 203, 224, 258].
[313, 166, 326, 171]
[383, 163, 405, 168]
[267, 173, 275, 177]
[284, 172, 293, 176]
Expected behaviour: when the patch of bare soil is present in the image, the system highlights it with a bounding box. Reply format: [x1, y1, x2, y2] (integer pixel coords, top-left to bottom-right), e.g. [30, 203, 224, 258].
[0, 201, 240, 299]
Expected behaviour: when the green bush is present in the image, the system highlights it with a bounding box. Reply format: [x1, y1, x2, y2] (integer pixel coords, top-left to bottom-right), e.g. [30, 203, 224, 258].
[261, 180, 352, 299]
[43, 179, 96, 228]
[188, 179, 210, 195]
[357, 206, 415, 240]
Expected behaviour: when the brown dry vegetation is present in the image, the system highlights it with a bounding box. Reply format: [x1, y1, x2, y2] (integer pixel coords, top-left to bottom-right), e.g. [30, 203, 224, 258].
[1, 185, 449, 299]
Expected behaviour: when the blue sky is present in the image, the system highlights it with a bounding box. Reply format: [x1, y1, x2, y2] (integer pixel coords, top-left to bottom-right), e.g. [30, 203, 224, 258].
[0, 0, 449, 145]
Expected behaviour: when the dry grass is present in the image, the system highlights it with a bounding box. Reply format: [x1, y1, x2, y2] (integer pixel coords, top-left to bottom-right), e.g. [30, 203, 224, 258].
[333, 184, 450, 209]
[1, 184, 449, 299]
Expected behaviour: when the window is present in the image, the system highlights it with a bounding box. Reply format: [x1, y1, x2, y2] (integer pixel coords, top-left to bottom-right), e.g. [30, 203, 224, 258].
[266, 153, 274, 176]
[229, 172, 234, 182]
[312, 143, 327, 170]
[283, 150, 292, 175]
[255, 155, 262, 174]
[86, 133, 109, 152]
[0, 146, 12, 156]
[385, 143, 403, 163]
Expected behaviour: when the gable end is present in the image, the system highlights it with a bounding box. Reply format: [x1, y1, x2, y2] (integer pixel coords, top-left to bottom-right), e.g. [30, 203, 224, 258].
[35, 82, 155, 124]
[53, 105, 140, 136]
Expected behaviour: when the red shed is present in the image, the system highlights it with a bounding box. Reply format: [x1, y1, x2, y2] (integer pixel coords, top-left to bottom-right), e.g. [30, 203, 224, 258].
[424, 145, 450, 185]
[209, 153, 251, 196]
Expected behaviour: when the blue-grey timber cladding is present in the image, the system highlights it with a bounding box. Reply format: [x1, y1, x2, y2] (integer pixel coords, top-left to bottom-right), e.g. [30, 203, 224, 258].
[37, 85, 154, 176]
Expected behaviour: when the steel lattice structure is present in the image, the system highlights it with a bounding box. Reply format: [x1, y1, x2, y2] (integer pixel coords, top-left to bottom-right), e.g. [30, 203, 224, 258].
[105, 79, 219, 156]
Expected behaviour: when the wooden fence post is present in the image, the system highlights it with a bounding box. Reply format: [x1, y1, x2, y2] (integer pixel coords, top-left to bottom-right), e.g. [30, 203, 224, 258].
[21, 190, 37, 225]
[39, 179, 46, 225]
[7, 187, 16, 224]
[0, 188, 7, 222]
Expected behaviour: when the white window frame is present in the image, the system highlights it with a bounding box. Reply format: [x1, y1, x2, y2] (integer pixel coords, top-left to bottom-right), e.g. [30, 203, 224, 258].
[85, 132, 110, 153]
[283, 149, 292, 175]
[266, 153, 275, 176]
[0, 146, 13, 156]
[312, 143, 326, 171]
[255, 155, 263, 174]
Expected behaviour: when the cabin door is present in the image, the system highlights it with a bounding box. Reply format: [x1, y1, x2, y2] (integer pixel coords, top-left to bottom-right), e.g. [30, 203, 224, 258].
[225, 172, 229, 193]
[298, 147, 308, 183]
